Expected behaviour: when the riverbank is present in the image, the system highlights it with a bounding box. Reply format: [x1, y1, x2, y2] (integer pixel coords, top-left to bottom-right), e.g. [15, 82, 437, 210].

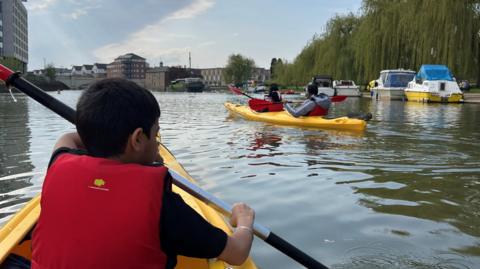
[361, 91, 480, 103]
[464, 93, 480, 103]
[0, 75, 70, 92]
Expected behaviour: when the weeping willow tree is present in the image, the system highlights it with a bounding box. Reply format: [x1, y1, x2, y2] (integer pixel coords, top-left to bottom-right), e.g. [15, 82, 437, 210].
[275, 0, 480, 86]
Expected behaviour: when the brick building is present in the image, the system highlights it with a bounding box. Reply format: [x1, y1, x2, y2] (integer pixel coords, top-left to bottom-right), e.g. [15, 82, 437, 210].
[107, 53, 146, 79]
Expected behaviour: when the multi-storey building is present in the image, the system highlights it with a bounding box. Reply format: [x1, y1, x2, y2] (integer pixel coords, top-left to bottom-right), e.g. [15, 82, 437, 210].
[201, 68, 225, 86]
[145, 65, 169, 91]
[107, 53, 146, 79]
[0, 0, 28, 72]
[200, 67, 270, 86]
[251, 68, 270, 82]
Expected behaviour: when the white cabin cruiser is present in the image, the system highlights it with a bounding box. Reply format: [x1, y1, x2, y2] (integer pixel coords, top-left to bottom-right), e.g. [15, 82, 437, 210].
[405, 65, 463, 103]
[372, 69, 416, 100]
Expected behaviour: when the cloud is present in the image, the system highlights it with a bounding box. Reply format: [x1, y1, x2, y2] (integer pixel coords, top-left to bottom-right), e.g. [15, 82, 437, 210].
[63, 4, 102, 20]
[93, 0, 215, 63]
[26, 0, 58, 11]
[197, 41, 216, 47]
[164, 0, 215, 21]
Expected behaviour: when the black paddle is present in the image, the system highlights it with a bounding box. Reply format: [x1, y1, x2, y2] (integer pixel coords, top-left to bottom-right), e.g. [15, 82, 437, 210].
[0, 65, 328, 269]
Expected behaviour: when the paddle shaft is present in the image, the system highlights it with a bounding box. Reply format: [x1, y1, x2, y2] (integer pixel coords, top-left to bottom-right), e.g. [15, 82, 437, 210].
[1, 67, 328, 269]
[239, 91, 255, 99]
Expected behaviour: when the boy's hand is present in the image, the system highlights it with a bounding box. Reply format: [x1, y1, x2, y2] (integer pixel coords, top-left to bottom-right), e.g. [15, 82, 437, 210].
[53, 132, 85, 151]
[230, 203, 255, 229]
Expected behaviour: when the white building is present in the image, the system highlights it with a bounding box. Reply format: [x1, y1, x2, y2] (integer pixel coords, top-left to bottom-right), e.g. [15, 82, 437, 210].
[92, 63, 107, 77]
[71, 66, 82, 76]
[81, 64, 94, 76]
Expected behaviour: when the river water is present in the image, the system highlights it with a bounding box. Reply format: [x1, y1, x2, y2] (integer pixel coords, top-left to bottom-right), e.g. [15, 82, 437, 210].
[0, 90, 479, 269]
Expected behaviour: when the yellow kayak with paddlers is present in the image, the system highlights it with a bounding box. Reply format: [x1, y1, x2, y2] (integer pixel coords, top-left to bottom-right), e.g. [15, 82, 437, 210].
[0, 143, 257, 269]
[225, 102, 368, 131]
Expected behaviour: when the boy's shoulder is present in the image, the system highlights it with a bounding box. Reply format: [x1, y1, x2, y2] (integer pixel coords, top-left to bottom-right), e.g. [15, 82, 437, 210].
[48, 147, 87, 168]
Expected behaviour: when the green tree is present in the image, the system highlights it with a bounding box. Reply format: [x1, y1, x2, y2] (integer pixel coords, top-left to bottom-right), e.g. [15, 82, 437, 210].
[270, 58, 278, 78]
[275, 0, 480, 86]
[223, 54, 256, 85]
[44, 64, 56, 81]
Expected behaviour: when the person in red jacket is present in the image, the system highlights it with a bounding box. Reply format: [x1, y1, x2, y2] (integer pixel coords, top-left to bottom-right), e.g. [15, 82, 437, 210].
[32, 78, 254, 269]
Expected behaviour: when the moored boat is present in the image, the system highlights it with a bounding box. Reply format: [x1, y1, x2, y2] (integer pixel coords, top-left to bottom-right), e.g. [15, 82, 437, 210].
[405, 65, 463, 103]
[308, 75, 335, 96]
[170, 77, 205, 92]
[333, 80, 361, 97]
[0, 144, 258, 269]
[225, 102, 367, 131]
[372, 69, 416, 100]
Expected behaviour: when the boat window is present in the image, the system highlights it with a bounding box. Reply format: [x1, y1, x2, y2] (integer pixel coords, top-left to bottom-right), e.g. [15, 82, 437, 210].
[380, 73, 387, 84]
[315, 79, 331, 87]
[385, 73, 415, 87]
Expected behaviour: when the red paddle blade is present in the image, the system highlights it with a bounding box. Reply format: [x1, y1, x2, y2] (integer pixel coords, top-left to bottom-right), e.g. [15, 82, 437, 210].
[331, 95, 347, 102]
[228, 85, 243, 95]
[0, 64, 14, 82]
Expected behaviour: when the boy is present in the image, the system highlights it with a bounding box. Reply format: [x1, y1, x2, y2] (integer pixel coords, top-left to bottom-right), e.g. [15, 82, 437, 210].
[32, 78, 255, 268]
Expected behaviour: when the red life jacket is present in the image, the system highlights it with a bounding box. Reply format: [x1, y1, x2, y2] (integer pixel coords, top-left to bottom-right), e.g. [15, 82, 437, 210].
[307, 105, 328, 116]
[32, 153, 168, 269]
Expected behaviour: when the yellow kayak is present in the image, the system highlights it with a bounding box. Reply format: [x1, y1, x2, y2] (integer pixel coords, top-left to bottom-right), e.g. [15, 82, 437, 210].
[0, 144, 257, 269]
[225, 102, 367, 131]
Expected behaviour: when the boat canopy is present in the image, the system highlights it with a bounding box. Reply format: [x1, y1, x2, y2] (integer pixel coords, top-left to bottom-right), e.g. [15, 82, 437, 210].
[416, 65, 454, 81]
[384, 72, 416, 87]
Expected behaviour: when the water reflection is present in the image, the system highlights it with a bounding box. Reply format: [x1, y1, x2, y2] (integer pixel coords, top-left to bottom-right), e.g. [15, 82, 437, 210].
[0, 93, 35, 222]
[248, 131, 282, 152]
[403, 101, 462, 129]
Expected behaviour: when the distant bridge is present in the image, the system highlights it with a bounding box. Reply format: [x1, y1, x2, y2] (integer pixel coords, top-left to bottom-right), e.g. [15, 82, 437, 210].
[56, 76, 100, 89]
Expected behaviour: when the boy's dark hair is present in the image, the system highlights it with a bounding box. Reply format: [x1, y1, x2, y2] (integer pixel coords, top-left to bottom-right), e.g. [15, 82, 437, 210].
[307, 83, 318, 96]
[76, 78, 160, 157]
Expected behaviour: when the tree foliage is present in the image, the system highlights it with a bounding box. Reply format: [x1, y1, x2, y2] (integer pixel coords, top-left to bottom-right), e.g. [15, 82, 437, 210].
[44, 64, 56, 81]
[223, 54, 256, 85]
[274, 0, 480, 86]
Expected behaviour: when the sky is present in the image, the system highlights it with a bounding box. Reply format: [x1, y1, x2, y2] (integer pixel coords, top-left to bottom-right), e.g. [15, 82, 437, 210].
[24, 0, 362, 71]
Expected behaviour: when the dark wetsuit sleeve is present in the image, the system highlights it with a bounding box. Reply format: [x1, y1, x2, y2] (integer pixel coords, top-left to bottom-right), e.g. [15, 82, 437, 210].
[48, 147, 87, 168]
[160, 189, 227, 266]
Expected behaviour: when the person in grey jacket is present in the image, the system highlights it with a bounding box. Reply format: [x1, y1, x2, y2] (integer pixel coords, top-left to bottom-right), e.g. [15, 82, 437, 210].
[284, 83, 331, 117]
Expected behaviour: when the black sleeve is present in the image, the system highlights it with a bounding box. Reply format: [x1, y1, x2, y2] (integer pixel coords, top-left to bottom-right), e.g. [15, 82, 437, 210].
[47, 147, 87, 168]
[160, 190, 228, 259]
